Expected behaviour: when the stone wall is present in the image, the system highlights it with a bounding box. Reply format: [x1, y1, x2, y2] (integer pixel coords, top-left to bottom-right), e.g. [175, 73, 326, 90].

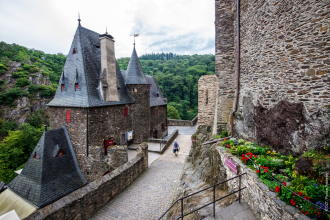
[25, 144, 148, 220]
[127, 84, 151, 143]
[214, 0, 330, 153]
[167, 119, 192, 126]
[216, 146, 310, 220]
[47, 107, 93, 179]
[215, 0, 236, 131]
[150, 105, 167, 138]
[198, 75, 219, 134]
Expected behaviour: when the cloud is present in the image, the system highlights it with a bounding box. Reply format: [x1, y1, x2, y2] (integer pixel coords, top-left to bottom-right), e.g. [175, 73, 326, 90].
[0, 0, 214, 57]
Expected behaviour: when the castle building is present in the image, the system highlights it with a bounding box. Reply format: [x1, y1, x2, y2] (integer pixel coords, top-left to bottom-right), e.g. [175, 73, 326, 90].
[47, 22, 167, 181]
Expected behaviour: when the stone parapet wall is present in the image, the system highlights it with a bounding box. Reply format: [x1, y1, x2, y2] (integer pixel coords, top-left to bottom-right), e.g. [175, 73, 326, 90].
[25, 144, 148, 220]
[216, 146, 309, 220]
[168, 119, 194, 127]
[198, 75, 219, 131]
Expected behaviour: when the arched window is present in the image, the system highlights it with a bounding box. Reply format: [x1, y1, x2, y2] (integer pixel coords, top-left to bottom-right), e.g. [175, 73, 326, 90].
[72, 48, 77, 54]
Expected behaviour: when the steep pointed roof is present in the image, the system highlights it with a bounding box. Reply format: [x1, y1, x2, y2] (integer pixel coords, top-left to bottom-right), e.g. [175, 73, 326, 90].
[47, 25, 133, 107]
[146, 75, 167, 106]
[8, 127, 87, 207]
[125, 46, 149, 85]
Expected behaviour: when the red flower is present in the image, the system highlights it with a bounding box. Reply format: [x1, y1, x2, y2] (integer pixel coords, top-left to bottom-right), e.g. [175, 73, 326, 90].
[303, 196, 311, 200]
[282, 182, 287, 186]
[275, 186, 281, 192]
[264, 169, 269, 173]
[290, 199, 296, 206]
[256, 170, 260, 173]
[316, 212, 321, 216]
[298, 192, 303, 196]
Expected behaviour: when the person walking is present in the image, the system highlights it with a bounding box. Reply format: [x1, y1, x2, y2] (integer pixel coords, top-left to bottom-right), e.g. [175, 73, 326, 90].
[173, 141, 180, 156]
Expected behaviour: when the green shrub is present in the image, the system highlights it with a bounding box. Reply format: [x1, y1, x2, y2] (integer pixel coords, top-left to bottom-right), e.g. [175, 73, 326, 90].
[0, 88, 28, 105]
[255, 155, 286, 170]
[26, 110, 49, 128]
[15, 77, 30, 87]
[0, 118, 17, 139]
[12, 70, 28, 78]
[0, 63, 7, 75]
[28, 84, 56, 98]
[21, 64, 39, 73]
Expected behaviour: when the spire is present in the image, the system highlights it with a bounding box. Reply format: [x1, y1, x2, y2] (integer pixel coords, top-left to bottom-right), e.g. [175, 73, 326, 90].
[125, 46, 148, 85]
[132, 33, 139, 47]
[105, 26, 108, 35]
[78, 12, 81, 26]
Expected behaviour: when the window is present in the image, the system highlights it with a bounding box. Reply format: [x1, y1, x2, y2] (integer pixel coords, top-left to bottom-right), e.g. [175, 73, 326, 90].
[205, 90, 209, 105]
[75, 82, 80, 91]
[55, 149, 66, 157]
[123, 106, 129, 116]
[61, 83, 65, 91]
[66, 110, 71, 123]
[156, 93, 159, 97]
[33, 152, 39, 159]
[72, 48, 77, 54]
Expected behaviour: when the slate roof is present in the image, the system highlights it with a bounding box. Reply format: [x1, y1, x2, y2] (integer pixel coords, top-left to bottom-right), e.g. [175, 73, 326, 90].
[47, 25, 134, 107]
[146, 75, 167, 107]
[8, 127, 87, 208]
[125, 46, 149, 85]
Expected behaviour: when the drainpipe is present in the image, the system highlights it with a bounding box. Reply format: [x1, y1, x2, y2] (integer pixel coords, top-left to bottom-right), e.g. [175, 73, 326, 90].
[230, 0, 241, 135]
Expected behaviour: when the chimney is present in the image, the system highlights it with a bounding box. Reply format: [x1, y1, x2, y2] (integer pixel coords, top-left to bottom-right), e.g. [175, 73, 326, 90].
[99, 33, 119, 102]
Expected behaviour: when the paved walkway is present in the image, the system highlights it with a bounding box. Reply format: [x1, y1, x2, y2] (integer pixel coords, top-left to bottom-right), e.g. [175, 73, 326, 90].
[92, 126, 195, 220]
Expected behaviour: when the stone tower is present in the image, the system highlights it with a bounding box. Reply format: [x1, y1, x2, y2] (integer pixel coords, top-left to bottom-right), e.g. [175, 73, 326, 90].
[125, 45, 151, 143]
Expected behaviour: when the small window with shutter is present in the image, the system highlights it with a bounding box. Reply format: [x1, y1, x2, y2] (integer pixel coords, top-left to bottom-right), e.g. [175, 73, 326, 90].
[66, 110, 71, 123]
[123, 106, 129, 116]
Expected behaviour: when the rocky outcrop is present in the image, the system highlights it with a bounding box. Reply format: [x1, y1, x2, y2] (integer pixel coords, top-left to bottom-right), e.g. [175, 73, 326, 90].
[0, 62, 52, 123]
[234, 97, 330, 154]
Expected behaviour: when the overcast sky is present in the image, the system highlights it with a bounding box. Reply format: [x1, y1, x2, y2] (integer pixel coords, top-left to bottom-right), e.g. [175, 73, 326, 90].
[0, 0, 215, 58]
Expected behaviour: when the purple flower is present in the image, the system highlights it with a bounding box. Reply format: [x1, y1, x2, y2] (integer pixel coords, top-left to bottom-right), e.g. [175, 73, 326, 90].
[315, 201, 325, 210]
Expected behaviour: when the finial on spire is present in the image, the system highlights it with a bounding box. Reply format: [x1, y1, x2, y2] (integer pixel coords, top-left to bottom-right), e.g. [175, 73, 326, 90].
[105, 26, 108, 34]
[132, 33, 139, 47]
[78, 12, 81, 26]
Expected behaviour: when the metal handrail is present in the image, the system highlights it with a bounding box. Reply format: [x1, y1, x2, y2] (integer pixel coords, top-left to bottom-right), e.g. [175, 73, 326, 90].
[159, 173, 247, 220]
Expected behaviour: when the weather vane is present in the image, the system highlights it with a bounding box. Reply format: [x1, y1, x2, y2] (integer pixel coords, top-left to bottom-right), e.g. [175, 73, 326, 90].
[78, 12, 81, 26]
[131, 33, 139, 46]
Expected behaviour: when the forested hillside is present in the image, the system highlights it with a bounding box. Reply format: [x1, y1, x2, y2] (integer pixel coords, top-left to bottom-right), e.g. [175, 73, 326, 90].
[0, 41, 214, 183]
[0, 41, 65, 183]
[118, 53, 215, 120]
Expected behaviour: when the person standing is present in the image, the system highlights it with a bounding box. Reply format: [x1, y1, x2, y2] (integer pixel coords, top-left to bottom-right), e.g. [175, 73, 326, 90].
[173, 141, 179, 156]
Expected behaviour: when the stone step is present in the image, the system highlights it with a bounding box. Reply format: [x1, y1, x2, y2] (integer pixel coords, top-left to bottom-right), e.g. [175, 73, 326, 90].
[201, 201, 257, 220]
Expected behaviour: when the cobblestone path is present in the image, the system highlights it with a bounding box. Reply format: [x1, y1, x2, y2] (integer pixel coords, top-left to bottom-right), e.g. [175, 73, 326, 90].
[92, 126, 195, 220]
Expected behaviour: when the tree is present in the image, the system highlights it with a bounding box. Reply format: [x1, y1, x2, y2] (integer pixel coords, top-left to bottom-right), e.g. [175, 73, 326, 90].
[167, 105, 181, 119]
[0, 123, 43, 183]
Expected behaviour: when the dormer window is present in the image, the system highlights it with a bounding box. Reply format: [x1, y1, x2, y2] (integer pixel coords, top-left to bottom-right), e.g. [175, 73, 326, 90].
[61, 83, 65, 91]
[75, 82, 80, 91]
[75, 69, 80, 91]
[55, 149, 66, 157]
[33, 152, 40, 159]
[72, 48, 77, 54]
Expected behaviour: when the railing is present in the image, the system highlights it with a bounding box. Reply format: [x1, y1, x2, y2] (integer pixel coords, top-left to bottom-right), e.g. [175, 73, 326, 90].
[159, 173, 247, 220]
